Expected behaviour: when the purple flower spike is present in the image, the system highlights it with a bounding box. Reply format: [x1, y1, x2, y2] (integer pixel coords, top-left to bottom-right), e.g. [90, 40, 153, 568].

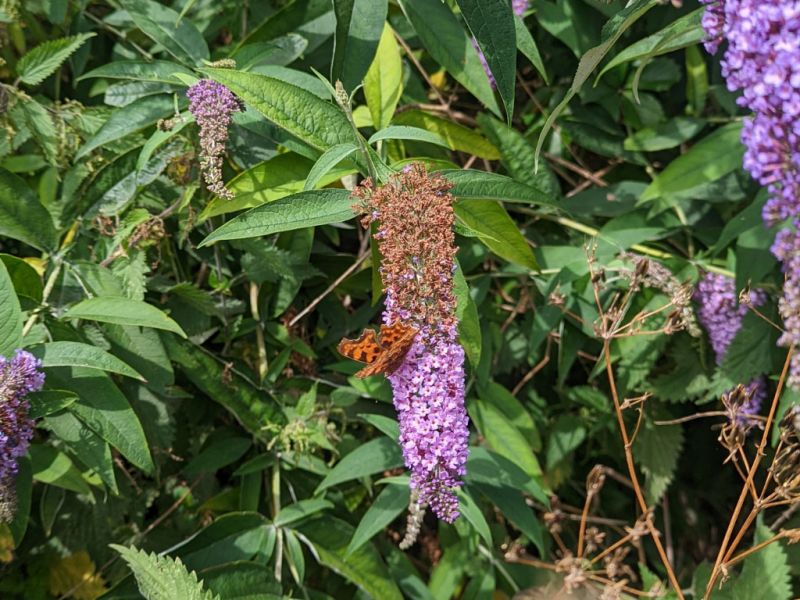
[1, 350, 45, 521]
[186, 79, 242, 200]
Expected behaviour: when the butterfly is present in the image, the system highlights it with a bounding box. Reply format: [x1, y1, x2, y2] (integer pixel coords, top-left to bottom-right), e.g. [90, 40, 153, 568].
[337, 322, 418, 378]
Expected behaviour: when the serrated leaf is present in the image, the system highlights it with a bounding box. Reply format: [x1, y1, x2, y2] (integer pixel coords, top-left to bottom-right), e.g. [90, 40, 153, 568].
[120, 0, 209, 66]
[112, 544, 220, 600]
[16, 33, 95, 86]
[720, 311, 779, 386]
[199, 189, 354, 246]
[731, 522, 791, 600]
[633, 412, 684, 504]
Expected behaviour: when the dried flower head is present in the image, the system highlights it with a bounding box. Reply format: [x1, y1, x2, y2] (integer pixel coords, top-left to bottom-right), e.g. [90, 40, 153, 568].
[355, 164, 469, 523]
[399, 489, 426, 550]
[186, 79, 242, 199]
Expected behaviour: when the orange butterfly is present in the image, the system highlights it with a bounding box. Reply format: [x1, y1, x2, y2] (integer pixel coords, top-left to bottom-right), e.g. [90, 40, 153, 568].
[337, 322, 418, 378]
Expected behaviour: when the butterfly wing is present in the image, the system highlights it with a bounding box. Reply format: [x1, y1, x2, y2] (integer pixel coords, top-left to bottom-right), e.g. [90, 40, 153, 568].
[370, 322, 418, 376]
[337, 329, 382, 364]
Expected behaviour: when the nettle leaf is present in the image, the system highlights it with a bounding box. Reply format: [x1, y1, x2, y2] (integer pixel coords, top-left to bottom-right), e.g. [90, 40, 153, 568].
[16, 33, 95, 86]
[332, 0, 387, 92]
[112, 545, 220, 600]
[720, 310, 780, 386]
[0, 259, 22, 358]
[730, 522, 791, 600]
[633, 411, 684, 504]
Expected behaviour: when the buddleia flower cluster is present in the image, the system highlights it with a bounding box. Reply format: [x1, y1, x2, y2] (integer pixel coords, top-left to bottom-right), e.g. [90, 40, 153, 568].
[474, 0, 530, 89]
[354, 165, 469, 523]
[186, 79, 242, 200]
[0, 350, 45, 522]
[700, 1, 800, 386]
[694, 273, 766, 420]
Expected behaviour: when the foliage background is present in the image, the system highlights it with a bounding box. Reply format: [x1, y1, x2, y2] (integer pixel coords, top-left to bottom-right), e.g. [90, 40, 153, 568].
[0, 0, 798, 598]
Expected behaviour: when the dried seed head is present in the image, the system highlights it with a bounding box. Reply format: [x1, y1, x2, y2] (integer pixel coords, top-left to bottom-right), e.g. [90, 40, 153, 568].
[399, 489, 427, 550]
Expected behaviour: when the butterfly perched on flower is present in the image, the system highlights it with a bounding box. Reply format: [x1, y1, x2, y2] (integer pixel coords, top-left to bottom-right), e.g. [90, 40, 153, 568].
[337, 322, 418, 378]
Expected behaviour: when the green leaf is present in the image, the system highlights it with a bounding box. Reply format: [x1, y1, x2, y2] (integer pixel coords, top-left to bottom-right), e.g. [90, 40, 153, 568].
[468, 399, 541, 478]
[77, 60, 195, 84]
[720, 311, 780, 385]
[440, 169, 555, 207]
[534, 0, 660, 169]
[201, 67, 354, 151]
[112, 544, 220, 600]
[63, 296, 187, 338]
[9, 457, 32, 545]
[31, 341, 145, 381]
[27, 390, 78, 419]
[53, 368, 155, 475]
[364, 23, 403, 131]
[44, 410, 118, 494]
[120, 0, 209, 65]
[16, 33, 95, 86]
[296, 516, 404, 600]
[332, 0, 387, 92]
[398, 0, 500, 116]
[0, 254, 43, 304]
[473, 481, 545, 555]
[28, 444, 91, 495]
[456, 0, 516, 122]
[183, 436, 252, 477]
[455, 200, 538, 270]
[303, 143, 358, 191]
[347, 484, 409, 555]
[0, 259, 22, 357]
[19, 99, 58, 164]
[598, 8, 704, 80]
[76, 95, 176, 159]
[456, 487, 492, 548]
[624, 117, 706, 152]
[393, 110, 500, 159]
[274, 498, 334, 528]
[453, 263, 482, 367]
[0, 168, 58, 251]
[315, 436, 403, 493]
[640, 122, 744, 202]
[731, 522, 792, 600]
[201, 562, 281, 600]
[368, 125, 449, 148]
[163, 336, 285, 436]
[514, 17, 548, 84]
[199, 189, 355, 246]
[633, 412, 684, 503]
[178, 512, 271, 570]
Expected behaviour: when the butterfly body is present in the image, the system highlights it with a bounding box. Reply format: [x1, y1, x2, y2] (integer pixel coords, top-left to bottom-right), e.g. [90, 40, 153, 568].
[338, 322, 418, 378]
